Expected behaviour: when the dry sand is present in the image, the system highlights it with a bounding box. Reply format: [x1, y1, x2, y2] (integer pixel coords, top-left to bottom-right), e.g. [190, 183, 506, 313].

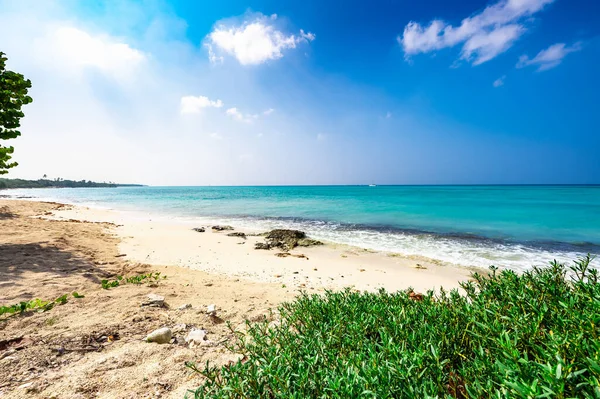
[0, 200, 473, 398]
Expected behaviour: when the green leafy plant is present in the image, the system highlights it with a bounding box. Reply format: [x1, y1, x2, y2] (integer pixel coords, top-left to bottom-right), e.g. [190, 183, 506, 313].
[101, 272, 166, 289]
[187, 255, 600, 399]
[0, 291, 84, 318]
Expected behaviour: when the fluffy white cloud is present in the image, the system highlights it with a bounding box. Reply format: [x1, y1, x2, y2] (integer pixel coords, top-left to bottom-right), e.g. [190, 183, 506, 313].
[180, 95, 223, 114]
[206, 13, 315, 65]
[209, 132, 223, 140]
[46, 26, 145, 80]
[226, 107, 259, 123]
[263, 108, 275, 116]
[493, 75, 506, 87]
[517, 42, 583, 71]
[399, 0, 554, 65]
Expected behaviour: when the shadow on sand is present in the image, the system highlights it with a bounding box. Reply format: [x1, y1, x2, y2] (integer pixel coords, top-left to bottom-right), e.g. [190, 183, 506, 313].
[0, 243, 114, 302]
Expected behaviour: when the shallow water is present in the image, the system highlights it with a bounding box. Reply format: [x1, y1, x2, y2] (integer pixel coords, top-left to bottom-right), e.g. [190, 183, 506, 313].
[6, 185, 600, 271]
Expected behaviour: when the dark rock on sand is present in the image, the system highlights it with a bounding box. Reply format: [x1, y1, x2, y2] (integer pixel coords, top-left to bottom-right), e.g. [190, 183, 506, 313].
[212, 225, 234, 231]
[256, 229, 323, 251]
[255, 242, 272, 250]
[226, 232, 247, 239]
[192, 227, 205, 233]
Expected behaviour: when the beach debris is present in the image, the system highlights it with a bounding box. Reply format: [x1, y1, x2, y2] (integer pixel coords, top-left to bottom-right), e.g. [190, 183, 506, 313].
[414, 263, 427, 269]
[185, 329, 208, 348]
[359, 269, 366, 272]
[206, 304, 217, 316]
[142, 293, 165, 308]
[0, 336, 32, 352]
[226, 232, 247, 239]
[408, 291, 424, 301]
[145, 327, 172, 344]
[177, 303, 192, 311]
[115, 254, 127, 258]
[255, 229, 323, 251]
[192, 227, 205, 233]
[212, 225, 234, 231]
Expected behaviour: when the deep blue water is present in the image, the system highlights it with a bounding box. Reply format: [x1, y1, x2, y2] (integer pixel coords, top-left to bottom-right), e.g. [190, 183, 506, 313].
[5, 185, 600, 271]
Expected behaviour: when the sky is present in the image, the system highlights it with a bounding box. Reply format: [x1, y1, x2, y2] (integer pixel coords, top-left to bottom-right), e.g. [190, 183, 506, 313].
[0, 0, 598, 185]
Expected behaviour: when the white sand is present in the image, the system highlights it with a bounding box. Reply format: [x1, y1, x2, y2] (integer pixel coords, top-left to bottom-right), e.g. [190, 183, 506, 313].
[53, 204, 474, 293]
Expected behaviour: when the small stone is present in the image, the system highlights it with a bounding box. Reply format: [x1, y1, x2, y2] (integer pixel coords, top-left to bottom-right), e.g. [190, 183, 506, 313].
[142, 293, 165, 307]
[172, 323, 187, 333]
[185, 329, 208, 348]
[206, 304, 217, 316]
[192, 227, 205, 233]
[254, 242, 272, 250]
[146, 327, 172, 344]
[177, 303, 192, 310]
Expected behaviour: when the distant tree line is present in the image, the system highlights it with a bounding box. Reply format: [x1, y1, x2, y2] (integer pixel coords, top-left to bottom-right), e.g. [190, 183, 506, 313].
[0, 177, 144, 189]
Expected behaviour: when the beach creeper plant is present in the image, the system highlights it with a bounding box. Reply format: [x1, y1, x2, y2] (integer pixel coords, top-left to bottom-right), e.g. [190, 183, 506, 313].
[0, 51, 32, 174]
[0, 292, 84, 318]
[101, 272, 165, 289]
[187, 255, 600, 398]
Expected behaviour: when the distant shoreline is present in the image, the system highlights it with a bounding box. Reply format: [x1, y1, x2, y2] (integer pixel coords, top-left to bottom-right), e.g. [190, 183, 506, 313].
[0, 177, 144, 190]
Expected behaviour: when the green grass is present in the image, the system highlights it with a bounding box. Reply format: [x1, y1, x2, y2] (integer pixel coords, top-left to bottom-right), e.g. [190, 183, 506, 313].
[101, 272, 165, 289]
[186, 256, 600, 398]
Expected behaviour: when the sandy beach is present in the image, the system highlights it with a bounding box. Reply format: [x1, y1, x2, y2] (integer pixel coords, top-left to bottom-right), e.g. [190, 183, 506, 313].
[1, 199, 473, 398]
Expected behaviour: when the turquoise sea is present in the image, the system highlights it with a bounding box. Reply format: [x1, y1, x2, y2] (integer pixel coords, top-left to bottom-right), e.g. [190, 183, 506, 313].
[5, 185, 600, 271]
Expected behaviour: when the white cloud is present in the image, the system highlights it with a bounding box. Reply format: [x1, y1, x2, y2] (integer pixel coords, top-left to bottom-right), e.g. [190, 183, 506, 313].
[180, 95, 223, 114]
[206, 13, 315, 65]
[209, 133, 223, 140]
[493, 75, 506, 87]
[399, 0, 554, 65]
[36, 26, 146, 81]
[263, 108, 275, 116]
[226, 107, 259, 123]
[517, 42, 583, 71]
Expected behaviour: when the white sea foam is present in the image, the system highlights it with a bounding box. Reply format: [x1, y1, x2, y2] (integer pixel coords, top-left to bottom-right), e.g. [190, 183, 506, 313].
[177, 214, 595, 272]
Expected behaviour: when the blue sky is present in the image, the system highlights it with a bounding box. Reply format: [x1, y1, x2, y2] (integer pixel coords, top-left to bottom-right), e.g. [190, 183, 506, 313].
[0, 0, 598, 185]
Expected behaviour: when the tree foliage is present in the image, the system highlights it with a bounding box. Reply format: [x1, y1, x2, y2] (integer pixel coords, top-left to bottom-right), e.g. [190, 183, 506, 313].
[0, 51, 32, 174]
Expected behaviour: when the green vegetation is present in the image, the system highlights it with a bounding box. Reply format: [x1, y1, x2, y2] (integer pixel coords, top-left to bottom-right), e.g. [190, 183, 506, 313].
[0, 51, 32, 174]
[0, 292, 84, 318]
[0, 177, 144, 189]
[101, 272, 165, 289]
[187, 256, 600, 398]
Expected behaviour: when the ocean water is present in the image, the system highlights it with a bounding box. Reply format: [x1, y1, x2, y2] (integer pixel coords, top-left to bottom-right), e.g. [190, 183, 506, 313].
[5, 185, 600, 271]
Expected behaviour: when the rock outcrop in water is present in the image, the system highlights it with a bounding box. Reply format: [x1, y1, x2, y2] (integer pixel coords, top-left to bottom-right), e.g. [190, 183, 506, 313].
[254, 229, 323, 251]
